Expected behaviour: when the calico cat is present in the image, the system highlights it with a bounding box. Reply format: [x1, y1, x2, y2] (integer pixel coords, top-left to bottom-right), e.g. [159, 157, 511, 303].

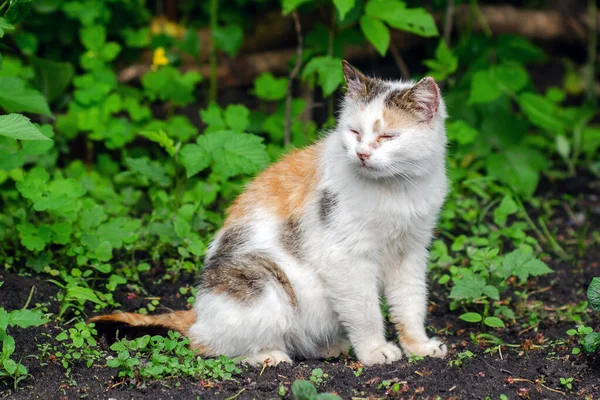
[91, 60, 449, 366]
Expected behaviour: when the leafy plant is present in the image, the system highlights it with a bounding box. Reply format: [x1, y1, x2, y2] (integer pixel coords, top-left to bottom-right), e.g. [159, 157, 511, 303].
[567, 278, 600, 354]
[0, 282, 48, 388]
[291, 380, 341, 400]
[106, 331, 240, 383]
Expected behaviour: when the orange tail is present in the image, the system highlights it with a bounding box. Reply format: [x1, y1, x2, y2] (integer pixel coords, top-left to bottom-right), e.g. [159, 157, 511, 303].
[90, 310, 196, 339]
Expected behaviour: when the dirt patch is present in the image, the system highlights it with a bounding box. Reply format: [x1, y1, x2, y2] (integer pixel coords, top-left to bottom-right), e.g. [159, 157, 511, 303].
[1, 195, 599, 400]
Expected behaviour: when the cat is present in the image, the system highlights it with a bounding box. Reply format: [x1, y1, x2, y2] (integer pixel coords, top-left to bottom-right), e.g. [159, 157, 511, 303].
[91, 60, 449, 366]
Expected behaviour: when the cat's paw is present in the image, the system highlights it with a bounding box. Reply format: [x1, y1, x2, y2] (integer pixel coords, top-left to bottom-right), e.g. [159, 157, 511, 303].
[402, 338, 447, 358]
[358, 342, 403, 365]
[244, 350, 292, 366]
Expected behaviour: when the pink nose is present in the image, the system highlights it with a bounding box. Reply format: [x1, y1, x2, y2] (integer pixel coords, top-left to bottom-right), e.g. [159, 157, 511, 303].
[357, 151, 370, 162]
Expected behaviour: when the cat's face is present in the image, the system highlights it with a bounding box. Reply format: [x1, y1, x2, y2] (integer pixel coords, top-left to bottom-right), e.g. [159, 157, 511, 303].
[338, 61, 447, 180]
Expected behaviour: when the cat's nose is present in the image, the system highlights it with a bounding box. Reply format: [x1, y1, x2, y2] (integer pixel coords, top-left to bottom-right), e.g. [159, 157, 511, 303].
[357, 151, 371, 162]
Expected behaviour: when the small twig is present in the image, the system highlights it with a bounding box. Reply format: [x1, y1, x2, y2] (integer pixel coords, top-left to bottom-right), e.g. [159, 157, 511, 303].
[389, 43, 410, 80]
[225, 388, 246, 400]
[22, 286, 36, 310]
[284, 10, 303, 147]
[443, 0, 455, 45]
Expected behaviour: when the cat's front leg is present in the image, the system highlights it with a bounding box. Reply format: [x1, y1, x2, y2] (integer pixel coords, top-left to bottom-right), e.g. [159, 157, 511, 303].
[322, 258, 402, 365]
[383, 247, 447, 358]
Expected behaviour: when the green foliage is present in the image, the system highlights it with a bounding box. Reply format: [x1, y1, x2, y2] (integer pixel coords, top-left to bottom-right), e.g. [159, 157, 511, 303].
[106, 331, 240, 383]
[0, 283, 48, 386]
[53, 322, 104, 372]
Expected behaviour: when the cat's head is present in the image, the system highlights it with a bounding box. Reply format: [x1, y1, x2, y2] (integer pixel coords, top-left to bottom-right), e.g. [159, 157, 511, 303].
[337, 60, 447, 180]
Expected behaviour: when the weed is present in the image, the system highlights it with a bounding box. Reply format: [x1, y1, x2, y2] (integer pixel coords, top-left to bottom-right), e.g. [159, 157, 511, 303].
[309, 367, 328, 385]
[560, 377, 574, 390]
[449, 350, 476, 368]
[291, 380, 341, 400]
[106, 331, 240, 383]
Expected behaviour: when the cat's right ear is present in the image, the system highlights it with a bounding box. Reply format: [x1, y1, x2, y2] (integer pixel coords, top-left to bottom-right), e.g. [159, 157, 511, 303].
[342, 60, 367, 96]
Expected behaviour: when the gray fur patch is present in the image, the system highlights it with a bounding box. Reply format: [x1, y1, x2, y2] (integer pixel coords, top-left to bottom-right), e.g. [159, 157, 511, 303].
[205, 226, 249, 268]
[281, 218, 304, 260]
[319, 190, 338, 226]
[201, 253, 297, 308]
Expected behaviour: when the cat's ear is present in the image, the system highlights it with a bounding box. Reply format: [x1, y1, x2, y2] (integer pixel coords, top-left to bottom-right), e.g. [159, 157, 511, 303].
[342, 60, 368, 96]
[407, 76, 440, 122]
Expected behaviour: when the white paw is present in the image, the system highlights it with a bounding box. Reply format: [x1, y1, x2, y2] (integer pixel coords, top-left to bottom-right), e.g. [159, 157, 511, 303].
[358, 342, 403, 365]
[402, 338, 447, 358]
[244, 350, 292, 366]
[322, 339, 351, 358]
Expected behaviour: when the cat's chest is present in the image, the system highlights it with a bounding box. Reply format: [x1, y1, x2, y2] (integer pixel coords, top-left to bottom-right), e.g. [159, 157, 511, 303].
[334, 187, 435, 244]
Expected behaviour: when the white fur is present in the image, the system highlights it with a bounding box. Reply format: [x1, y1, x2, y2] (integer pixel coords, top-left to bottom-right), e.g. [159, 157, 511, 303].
[188, 78, 449, 366]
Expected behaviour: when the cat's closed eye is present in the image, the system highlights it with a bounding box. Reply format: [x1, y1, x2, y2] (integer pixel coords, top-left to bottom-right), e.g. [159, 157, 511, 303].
[350, 129, 360, 138]
[378, 134, 394, 141]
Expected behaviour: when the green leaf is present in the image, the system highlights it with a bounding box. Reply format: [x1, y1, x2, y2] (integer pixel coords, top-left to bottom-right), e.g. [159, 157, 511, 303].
[555, 135, 570, 160]
[482, 285, 500, 301]
[5, 0, 33, 24]
[496, 35, 545, 64]
[483, 317, 505, 328]
[80, 25, 106, 51]
[180, 144, 211, 178]
[2, 334, 15, 358]
[587, 277, 600, 312]
[291, 380, 318, 400]
[0, 18, 15, 38]
[253, 73, 288, 101]
[486, 147, 548, 198]
[583, 332, 600, 353]
[366, 0, 438, 37]
[500, 249, 553, 283]
[333, 0, 355, 21]
[518, 92, 567, 135]
[360, 16, 390, 56]
[32, 58, 74, 103]
[174, 216, 191, 239]
[423, 40, 458, 81]
[493, 195, 518, 226]
[0, 77, 52, 116]
[66, 286, 103, 305]
[459, 312, 482, 323]
[469, 64, 528, 104]
[3, 359, 17, 375]
[213, 24, 243, 58]
[207, 131, 270, 179]
[469, 70, 502, 104]
[449, 272, 486, 300]
[224, 104, 250, 132]
[446, 120, 478, 145]
[281, 0, 311, 14]
[302, 56, 344, 97]
[7, 309, 48, 328]
[0, 114, 52, 141]
[316, 394, 342, 400]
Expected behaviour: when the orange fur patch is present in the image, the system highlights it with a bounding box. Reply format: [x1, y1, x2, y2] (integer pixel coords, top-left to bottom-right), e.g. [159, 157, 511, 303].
[225, 143, 321, 224]
[396, 323, 418, 348]
[382, 107, 418, 130]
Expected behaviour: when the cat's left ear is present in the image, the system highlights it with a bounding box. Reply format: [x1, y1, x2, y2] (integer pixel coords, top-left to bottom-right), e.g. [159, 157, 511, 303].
[342, 60, 368, 96]
[408, 76, 440, 122]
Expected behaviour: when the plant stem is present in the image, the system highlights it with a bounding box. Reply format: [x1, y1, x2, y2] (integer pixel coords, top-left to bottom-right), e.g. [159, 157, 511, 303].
[284, 11, 303, 147]
[209, 0, 218, 104]
[585, 0, 597, 105]
[0, 1, 8, 13]
[327, 10, 335, 119]
[443, 0, 455, 46]
[22, 286, 36, 309]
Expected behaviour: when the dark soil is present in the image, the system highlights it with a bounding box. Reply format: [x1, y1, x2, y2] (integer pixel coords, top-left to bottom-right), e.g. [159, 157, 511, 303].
[1, 189, 599, 399]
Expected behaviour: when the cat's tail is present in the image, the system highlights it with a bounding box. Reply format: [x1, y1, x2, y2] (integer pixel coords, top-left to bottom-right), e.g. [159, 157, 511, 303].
[89, 310, 213, 354]
[90, 310, 195, 335]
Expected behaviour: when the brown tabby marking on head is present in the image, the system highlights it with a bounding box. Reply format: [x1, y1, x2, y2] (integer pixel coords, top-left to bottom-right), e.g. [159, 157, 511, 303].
[342, 60, 387, 103]
[372, 119, 382, 134]
[201, 253, 297, 309]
